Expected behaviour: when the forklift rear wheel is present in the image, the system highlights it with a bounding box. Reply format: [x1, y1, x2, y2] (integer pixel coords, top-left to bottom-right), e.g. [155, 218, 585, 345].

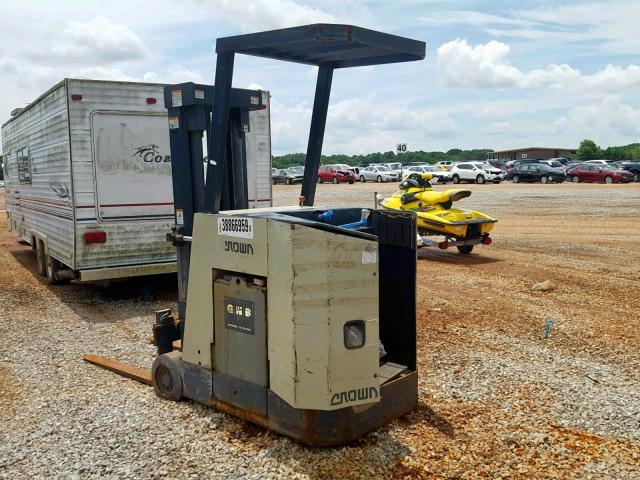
[332, 176, 338, 184]
[36, 241, 47, 276]
[152, 351, 183, 401]
[457, 245, 474, 254]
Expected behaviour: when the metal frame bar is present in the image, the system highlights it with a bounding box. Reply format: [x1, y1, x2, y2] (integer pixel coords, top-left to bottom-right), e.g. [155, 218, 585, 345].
[301, 66, 333, 205]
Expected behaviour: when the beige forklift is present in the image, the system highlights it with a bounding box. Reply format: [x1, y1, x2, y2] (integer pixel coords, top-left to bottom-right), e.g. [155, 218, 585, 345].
[87, 24, 425, 446]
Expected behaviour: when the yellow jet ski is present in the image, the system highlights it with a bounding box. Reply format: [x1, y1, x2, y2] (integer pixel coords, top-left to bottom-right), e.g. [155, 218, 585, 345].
[379, 173, 497, 253]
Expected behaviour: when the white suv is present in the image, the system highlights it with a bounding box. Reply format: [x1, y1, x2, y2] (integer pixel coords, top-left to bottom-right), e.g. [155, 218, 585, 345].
[451, 162, 504, 184]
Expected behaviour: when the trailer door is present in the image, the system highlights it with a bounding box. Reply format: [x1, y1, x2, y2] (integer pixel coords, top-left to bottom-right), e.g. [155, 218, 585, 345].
[91, 112, 174, 221]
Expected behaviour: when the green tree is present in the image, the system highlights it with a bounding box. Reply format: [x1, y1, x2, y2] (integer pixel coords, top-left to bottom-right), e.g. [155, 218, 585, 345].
[576, 139, 602, 160]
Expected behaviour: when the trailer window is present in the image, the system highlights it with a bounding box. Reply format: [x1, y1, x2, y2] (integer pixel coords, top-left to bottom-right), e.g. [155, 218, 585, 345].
[17, 147, 31, 184]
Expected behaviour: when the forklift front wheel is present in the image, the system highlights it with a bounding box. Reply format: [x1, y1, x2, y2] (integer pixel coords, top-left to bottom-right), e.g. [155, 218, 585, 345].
[152, 351, 183, 401]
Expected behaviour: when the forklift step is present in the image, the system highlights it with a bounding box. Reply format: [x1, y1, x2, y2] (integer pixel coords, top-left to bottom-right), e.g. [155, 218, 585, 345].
[83, 354, 152, 386]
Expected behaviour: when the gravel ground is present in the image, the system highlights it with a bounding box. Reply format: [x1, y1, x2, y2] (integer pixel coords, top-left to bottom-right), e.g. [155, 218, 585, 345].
[1, 182, 639, 479]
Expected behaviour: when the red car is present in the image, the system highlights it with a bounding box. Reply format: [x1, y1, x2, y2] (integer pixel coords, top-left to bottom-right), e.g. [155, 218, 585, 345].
[318, 164, 356, 184]
[567, 163, 634, 184]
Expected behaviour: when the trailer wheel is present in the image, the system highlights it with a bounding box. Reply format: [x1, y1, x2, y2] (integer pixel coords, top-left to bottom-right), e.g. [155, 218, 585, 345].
[457, 245, 474, 254]
[152, 351, 183, 401]
[46, 255, 68, 285]
[36, 241, 47, 276]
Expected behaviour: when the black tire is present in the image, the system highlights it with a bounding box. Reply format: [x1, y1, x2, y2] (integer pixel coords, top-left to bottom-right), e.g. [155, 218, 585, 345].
[318, 177, 324, 184]
[286, 178, 292, 185]
[332, 176, 338, 184]
[457, 245, 474, 254]
[35, 241, 46, 276]
[46, 255, 66, 285]
[152, 351, 183, 401]
[476, 175, 485, 184]
[541, 176, 548, 184]
[348, 180, 354, 184]
[360, 175, 365, 183]
[452, 174, 460, 184]
[572, 175, 580, 183]
[512, 175, 519, 183]
[605, 176, 613, 184]
[632, 172, 639, 182]
[376, 175, 382, 183]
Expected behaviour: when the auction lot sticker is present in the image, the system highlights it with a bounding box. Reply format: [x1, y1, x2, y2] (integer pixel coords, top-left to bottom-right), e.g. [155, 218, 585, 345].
[217, 217, 254, 239]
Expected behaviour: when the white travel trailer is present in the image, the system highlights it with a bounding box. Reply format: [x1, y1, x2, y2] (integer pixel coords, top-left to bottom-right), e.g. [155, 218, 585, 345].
[1, 79, 272, 283]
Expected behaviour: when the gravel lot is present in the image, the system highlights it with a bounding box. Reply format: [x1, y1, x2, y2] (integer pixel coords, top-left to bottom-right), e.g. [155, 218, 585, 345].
[1, 182, 639, 479]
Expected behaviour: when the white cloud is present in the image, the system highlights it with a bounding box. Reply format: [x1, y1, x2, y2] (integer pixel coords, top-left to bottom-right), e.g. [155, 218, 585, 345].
[555, 95, 640, 139]
[27, 17, 147, 65]
[420, 11, 532, 27]
[421, 1, 640, 55]
[211, 0, 335, 32]
[436, 39, 640, 91]
[268, 93, 459, 155]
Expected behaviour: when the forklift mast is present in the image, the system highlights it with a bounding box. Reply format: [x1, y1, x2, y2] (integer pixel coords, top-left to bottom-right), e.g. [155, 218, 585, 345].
[163, 83, 267, 323]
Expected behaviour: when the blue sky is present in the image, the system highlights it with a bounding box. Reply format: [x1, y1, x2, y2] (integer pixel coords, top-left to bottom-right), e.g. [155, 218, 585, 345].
[1, 0, 638, 155]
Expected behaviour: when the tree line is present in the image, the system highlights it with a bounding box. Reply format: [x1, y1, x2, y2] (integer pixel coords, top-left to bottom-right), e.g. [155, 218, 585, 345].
[576, 140, 640, 161]
[273, 141, 640, 169]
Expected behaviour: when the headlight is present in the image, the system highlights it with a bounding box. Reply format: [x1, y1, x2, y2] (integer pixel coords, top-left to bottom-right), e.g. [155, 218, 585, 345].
[344, 320, 365, 349]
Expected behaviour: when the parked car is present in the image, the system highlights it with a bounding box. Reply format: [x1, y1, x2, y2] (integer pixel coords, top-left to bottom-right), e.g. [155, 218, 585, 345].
[450, 162, 504, 184]
[404, 165, 450, 183]
[359, 165, 399, 183]
[539, 159, 566, 170]
[566, 164, 634, 184]
[385, 162, 404, 177]
[487, 159, 507, 170]
[548, 157, 569, 166]
[272, 168, 303, 185]
[509, 163, 566, 183]
[318, 164, 356, 184]
[434, 160, 453, 171]
[584, 159, 618, 166]
[621, 162, 640, 182]
[287, 166, 305, 175]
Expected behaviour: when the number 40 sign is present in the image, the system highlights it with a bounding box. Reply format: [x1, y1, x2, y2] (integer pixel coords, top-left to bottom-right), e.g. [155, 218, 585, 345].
[396, 143, 407, 153]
